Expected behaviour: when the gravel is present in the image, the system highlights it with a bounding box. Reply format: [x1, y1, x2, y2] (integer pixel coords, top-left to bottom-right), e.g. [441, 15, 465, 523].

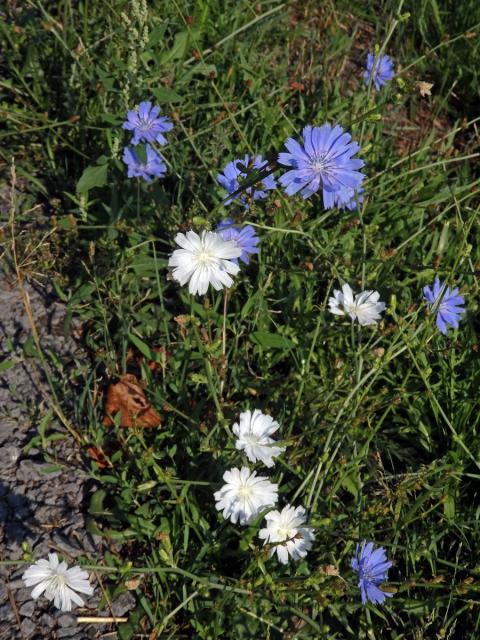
[0, 273, 136, 639]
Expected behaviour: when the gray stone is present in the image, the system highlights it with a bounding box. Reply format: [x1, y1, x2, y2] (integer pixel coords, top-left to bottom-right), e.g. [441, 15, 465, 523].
[20, 617, 36, 637]
[56, 613, 77, 628]
[38, 612, 54, 628]
[0, 602, 15, 622]
[0, 446, 21, 470]
[62, 513, 84, 534]
[19, 600, 35, 617]
[57, 627, 83, 638]
[6, 578, 24, 589]
[52, 532, 82, 557]
[0, 419, 16, 446]
[111, 590, 136, 616]
[32, 537, 51, 556]
[13, 587, 32, 604]
[16, 460, 45, 483]
[5, 545, 23, 560]
[34, 505, 54, 523]
[8, 406, 26, 419]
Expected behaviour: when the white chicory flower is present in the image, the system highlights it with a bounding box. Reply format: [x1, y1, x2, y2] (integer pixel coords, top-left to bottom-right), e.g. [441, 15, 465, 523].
[168, 230, 242, 296]
[233, 409, 285, 468]
[258, 504, 315, 564]
[214, 466, 278, 525]
[22, 553, 94, 612]
[328, 283, 385, 325]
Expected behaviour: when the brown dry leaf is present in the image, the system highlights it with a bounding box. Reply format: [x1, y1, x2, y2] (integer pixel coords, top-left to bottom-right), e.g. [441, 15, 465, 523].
[174, 314, 189, 338]
[289, 81, 305, 92]
[416, 81, 434, 97]
[125, 575, 143, 590]
[86, 446, 113, 469]
[322, 564, 340, 577]
[301, 261, 314, 272]
[371, 347, 385, 359]
[103, 374, 161, 428]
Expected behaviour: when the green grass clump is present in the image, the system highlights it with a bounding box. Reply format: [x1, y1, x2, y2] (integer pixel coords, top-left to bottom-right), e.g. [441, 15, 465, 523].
[2, 0, 480, 638]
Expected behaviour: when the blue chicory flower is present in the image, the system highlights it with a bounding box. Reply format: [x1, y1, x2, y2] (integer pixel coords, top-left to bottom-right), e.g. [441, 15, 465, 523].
[216, 219, 259, 265]
[364, 53, 395, 90]
[217, 154, 276, 208]
[277, 124, 365, 208]
[122, 145, 166, 182]
[351, 541, 393, 605]
[423, 277, 465, 335]
[123, 101, 173, 146]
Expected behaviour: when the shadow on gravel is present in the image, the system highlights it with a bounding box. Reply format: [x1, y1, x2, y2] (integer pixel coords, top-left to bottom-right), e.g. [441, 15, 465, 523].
[0, 480, 41, 552]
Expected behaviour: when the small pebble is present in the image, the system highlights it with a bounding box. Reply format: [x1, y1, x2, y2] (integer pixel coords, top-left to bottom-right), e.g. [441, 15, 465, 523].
[21, 617, 37, 637]
[57, 612, 77, 628]
[19, 600, 35, 617]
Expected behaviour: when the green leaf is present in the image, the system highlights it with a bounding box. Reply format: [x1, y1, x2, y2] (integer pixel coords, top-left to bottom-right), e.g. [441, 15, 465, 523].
[101, 113, 123, 125]
[89, 489, 107, 516]
[151, 87, 183, 103]
[128, 333, 161, 362]
[41, 464, 63, 474]
[69, 283, 96, 305]
[85, 516, 103, 536]
[137, 480, 158, 492]
[23, 335, 39, 358]
[185, 62, 217, 78]
[161, 29, 199, 62]
[52, 278, 69, 302]
[444, 493, 456, 520]
[250, 331, 294, 350]
[0, 358, 15, 373]
[38, 408, 54, 447]
[339, 471, 359, 499]
[77, 163, 108, 194]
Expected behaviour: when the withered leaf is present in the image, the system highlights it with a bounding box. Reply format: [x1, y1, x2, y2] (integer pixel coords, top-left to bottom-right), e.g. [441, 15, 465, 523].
[86, 446, 112, 469]
[416, 81, 433, 97]
[125, 575, 143, 590]
[322, 564, 340, 577]
[103, 374, 161, 428]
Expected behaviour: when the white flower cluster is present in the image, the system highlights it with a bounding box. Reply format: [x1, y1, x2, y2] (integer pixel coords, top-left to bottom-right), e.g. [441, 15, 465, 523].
[168, 230, 387, 328]
[214, 409, 315, 564]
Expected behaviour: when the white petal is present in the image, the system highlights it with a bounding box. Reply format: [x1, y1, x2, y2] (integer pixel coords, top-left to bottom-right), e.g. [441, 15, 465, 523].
[341, 283, 354, 306]
[31, 581, 48, 599]
[276, 544, 289, 564]
[65, 586, 86, 607]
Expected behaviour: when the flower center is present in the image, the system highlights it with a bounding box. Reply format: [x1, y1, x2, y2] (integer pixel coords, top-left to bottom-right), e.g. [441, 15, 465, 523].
[438, 300, 448, 312]
[359, 560, 376, 582]
[237, 485, 252, 498]
[197, 250, 213, 266]
[49, 573, 66, 589]
[344, 300, 357, 314]
[139, 116, 153, 132]
[310, 153, 330, 174]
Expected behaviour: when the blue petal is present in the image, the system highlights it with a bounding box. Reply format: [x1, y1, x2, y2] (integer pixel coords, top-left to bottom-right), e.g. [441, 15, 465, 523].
[423, 285, 434, 303]
[436, 314, 448, 334]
